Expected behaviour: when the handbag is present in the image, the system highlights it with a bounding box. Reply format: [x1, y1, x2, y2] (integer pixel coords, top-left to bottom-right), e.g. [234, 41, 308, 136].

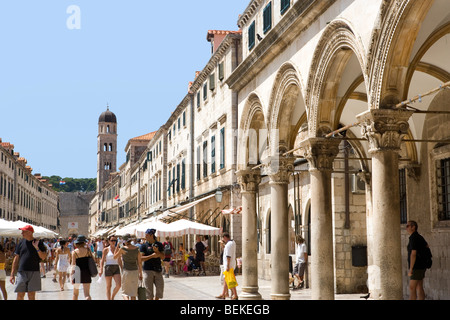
[223, 268, 238, 289]
[138, 280, 146, 300]
[87, 252, 98, 277]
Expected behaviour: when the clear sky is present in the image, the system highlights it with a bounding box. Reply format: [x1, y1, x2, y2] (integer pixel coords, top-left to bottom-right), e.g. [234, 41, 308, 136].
[0, 0, 248, 179]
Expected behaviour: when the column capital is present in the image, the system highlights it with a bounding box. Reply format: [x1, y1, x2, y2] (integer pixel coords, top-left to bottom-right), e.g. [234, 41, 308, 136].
[236, 168, 262, 193]
[265, 156, 295, 185]
[356, 109, 414, 153]
[300, 137, 340, 171]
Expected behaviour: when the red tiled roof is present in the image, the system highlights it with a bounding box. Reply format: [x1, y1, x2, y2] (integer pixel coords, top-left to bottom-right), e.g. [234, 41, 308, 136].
[130, 131, 156, 141]
[207, 30, 242, 41]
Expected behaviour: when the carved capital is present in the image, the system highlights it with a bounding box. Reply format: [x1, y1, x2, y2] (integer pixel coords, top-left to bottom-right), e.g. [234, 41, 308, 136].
[265, 156, 295, 185]
[236, 168, 262, 193]
[299, 137, 340, 171]
[357, 109, 413, 153]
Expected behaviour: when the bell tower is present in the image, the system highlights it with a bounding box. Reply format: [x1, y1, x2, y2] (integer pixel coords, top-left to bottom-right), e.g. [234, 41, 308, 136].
[97, 106, 117, 192]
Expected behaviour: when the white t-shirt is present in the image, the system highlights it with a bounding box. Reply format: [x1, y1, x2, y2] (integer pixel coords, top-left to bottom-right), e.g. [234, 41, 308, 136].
[223, 240, 236, 270]
[296, 243, 307, 263]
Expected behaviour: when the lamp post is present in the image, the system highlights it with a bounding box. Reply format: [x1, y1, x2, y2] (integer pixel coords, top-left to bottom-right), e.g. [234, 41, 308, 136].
[215, 188, 223, 203]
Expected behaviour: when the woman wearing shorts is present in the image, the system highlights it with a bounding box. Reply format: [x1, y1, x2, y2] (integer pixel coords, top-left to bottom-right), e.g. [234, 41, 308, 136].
[100, 235, 122, 300]
[0, 244, 7, 300]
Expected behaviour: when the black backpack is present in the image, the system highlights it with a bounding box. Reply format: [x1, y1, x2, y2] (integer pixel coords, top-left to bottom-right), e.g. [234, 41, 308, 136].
[164, 242, 172, 255]
[420, 246, 432, 269]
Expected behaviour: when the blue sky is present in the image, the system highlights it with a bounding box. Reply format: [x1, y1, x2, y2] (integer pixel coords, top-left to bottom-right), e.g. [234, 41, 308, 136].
[0, 0, 248, 179]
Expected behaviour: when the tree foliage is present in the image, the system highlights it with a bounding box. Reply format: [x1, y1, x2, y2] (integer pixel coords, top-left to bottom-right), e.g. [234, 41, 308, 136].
[43, 176, 96, 192]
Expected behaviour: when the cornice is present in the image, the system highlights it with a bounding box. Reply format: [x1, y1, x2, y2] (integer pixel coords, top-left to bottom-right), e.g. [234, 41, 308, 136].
[227, 0, 334, 92]
[189, 32, 241, 93]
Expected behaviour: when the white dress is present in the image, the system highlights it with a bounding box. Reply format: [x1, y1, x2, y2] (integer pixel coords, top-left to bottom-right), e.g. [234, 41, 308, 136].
[57, 252, 70, 273]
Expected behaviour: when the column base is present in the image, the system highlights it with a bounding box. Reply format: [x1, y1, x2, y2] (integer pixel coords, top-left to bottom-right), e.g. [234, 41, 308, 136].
[270, 293, 291, 300]
[239, 287, 263, 300]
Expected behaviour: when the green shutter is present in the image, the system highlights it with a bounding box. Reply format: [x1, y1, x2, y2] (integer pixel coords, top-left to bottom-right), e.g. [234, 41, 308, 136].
[219, 62, 224, 81]
[209, 73, 215, 91]
[281, 0, 290, 15]
[263, 2, 272, 34]
[248, 21, 255, 50]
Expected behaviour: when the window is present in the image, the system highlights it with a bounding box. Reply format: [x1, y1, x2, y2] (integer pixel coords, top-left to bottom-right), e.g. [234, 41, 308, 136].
[203, 141, 208, 177]
[197, 146, 201, 181]
[281, 0, 290, 15]
[197, 92, 201, 108]
[181, 159, 186, 190]
[218, 62, 224, 81]
[176, 163, 180, 192]
[211, 135, 216, 174]
[182, 111, 186, 126]
[220, 127, 225, 169]
[438, 158, 450, 221]
[248, 21, 256, 50]
[168, 170, 171, 197]
[203, 83, 208, 101]
[209, 73, 215, 91]
[399, 169, 407, 224]
[263, 2, 272, 34]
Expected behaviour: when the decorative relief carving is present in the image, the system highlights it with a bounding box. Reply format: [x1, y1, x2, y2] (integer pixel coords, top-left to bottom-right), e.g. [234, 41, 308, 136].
[264, 155, 295, 185]
[357, 109, 413, 153]
[237, 168, 262, 193]
[300, 137, 340, 171]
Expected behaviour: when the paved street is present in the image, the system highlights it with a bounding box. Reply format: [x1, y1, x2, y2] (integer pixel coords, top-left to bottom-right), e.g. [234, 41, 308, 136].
[2, 268, 362, 301]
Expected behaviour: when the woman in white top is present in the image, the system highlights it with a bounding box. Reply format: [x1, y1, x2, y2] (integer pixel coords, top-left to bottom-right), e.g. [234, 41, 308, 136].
[99, 235, 122, 300]
[54, 240, 71, 291]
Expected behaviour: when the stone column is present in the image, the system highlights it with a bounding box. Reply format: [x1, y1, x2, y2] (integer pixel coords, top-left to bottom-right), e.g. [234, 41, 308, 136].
[357, 109, 413, 300]
[300, 137, 340, 300]
[236, 168, 262, 300]
[266, 155, 295, 300]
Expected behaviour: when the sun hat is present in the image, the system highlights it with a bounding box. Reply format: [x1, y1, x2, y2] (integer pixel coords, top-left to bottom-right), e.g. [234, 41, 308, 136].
[74, 235, 87, 244]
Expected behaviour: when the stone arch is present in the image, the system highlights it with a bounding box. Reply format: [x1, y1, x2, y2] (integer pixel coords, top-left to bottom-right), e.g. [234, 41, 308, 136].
[372, 1, 450, 163]
[267, 62, 305, 155]
[368, 0, 434, 108]
[238, 93, 268, 170]
[306, 19, 368, 136]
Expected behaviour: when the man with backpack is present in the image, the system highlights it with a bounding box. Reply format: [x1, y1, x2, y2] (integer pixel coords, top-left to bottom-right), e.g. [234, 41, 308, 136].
[162, 236, 173, 278]
[406, 220, 431, 300]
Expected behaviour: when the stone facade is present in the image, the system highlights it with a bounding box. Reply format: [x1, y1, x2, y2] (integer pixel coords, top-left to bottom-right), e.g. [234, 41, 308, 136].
[89, 0, 450, 300]
[0, 139, 59, 232]
[59, 191, 95, 237]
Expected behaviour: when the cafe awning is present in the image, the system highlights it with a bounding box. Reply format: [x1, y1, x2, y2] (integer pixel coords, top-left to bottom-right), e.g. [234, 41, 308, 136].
[158, 193, 216, 221]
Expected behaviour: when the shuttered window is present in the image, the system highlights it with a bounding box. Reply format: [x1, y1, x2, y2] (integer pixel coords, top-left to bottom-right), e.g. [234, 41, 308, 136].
[211, 135, 216, 174]
[281, 0, 290, 15]
[209, 73, 215, 91]
[218, 62, 224, 81]
[263, 2, 272, 34]
[220, 127, 225, 169]
[181, 159, 186, 190]
[438, 158, 450, 220]
[203, 141, 208, 177]
[248, 21, 255, 50]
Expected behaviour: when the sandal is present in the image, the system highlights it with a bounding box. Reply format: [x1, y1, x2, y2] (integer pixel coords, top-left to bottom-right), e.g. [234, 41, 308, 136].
[231, 296, 239, 300]
[215, 294, 226, 299]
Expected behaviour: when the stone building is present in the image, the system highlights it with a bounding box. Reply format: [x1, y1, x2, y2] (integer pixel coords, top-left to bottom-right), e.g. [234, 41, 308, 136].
[59, 191, 95, 237]
[228, 0, 450, 300]
[89, 0, 450, 300]
[0, 138, 59, 232]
